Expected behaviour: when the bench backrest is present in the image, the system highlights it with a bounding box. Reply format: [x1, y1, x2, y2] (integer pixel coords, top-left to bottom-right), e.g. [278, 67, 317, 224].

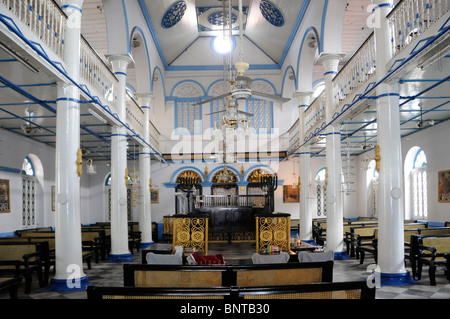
[123, 262, 333, 288]
[238, 281, 375, 299]
[123, 264, 229, 288]
[82, 226, 111, 236]
[233, 261, 333, 287]
[81, 231, 104, 242]
[421, 236, 450, 254]
[28, 237, 55, 250]
[419, 227, 450, 236]
[86, 286, 232, 299]
[20, 231, 55, 238]
[404, 223, 427, 230]
[404, 229, 421, 243]
[0, 242, 39, 261]
[351, 226, 377, 237]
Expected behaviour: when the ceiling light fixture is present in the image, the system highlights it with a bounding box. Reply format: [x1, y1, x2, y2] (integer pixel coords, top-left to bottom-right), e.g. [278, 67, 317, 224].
[212, 35, 233, 55]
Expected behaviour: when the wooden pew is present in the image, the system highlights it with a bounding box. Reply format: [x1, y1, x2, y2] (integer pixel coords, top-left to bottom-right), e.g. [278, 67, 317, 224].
[18, 231, 95, 267]
[123, 262, 334, 288]
[237, 281, 375, 299]
[411, 234, 450, 285]
[0, 276, 22, 299]
[86, 280, 375, 300]
[123, 264, 230, 287]
[0, 242, 45, 293]
[231, 261, 333, 287]
[86, 286, 233, 299]
[346, 226, 378, 259]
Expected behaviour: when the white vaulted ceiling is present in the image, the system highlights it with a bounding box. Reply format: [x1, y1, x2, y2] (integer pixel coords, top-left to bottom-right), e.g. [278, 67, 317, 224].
[1, 0, 448, 163]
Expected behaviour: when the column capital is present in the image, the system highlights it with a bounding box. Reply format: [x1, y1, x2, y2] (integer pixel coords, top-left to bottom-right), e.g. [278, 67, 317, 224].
[293, 91, 313, 98]
[106, 53, 134, 74]
[135, 92, 154, 106]
[294, 91, 313, 108]
[316, 52, 346, 75]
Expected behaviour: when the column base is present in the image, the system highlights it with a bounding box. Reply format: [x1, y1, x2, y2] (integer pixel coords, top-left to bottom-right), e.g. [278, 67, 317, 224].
[334, 251, 350, 260]
[49, 276, 90, 292]
[380, 271, 416, 286]
[106, 253, 134, 262]
[139, 242, 155, 249]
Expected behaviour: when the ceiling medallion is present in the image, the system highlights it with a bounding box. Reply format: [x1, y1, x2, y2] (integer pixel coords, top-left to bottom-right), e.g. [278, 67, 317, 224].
[259, 0, 284, 27]
[208, 11, 237, 27]
[161, 1, 187, 29]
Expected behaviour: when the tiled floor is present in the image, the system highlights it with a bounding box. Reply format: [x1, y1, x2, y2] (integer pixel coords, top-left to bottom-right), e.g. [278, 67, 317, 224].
[1, 241, 449, 300]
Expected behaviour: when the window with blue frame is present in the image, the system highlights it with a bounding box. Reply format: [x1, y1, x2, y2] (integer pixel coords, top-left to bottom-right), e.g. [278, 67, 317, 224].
[22, 156, 35, 176]
[175, 98, 202, 135]
[246, 98, 273, 134]
[411, 148, 427, 219]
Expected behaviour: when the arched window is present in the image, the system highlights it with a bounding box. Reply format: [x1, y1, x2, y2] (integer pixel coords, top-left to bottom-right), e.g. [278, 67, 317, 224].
[104, 173, 133, 221]
[366, 160, 379, 218]
[405, 147, 427, 220]
[21, 156, 36, 228]
[315, 167, 327, 216]
[22, 157, 35, 176]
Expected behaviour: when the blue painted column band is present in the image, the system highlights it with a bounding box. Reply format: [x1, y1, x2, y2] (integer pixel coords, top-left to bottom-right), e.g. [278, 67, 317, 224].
[380, 272, 416, 286]
[106, 253, 134, 262]
[49, 276, 90, 292]
[61, 5, 82, 13]
[334, 251, 350, 260]
[372, 3, 394, 12]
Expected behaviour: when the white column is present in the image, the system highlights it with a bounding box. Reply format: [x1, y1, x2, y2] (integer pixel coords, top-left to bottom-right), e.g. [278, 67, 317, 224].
[136, 92, 154, 247]
[51, 0, 88, 291]
[294, 91, 313, 241]
[106, 54, 134, 262]
[372, 0, 410, 285]
[317, 52, 346, 259]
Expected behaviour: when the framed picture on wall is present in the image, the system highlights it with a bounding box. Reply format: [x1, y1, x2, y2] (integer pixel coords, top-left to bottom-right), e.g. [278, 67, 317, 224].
[151, 189, 159, 204]
[51, 186, 55, 211]
[0, 179, 11, 213]
[283, 185, 299, 203]
[438, 169, 450, 202]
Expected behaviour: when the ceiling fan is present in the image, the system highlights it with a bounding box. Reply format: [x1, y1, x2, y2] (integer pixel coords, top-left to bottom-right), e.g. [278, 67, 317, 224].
[194, 0, 290, 107]
[194, 61, 291, 106]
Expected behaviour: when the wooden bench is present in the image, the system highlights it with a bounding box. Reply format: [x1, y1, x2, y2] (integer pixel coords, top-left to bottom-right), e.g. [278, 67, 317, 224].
[0, 276, 22, 299]
[445, 254, 450, 283]
[346, 226, 378, 259]
[0, 242, 45, 294]
[232, 262, 333, 287]
[411, 234, 450, 285]
[347, 222, 427, 260]
[18, 231, 95, 269]
[86, 286, 233, 299]
[86, 280, 374, 300]
[124, 264, 231, 288]
[237, 281, 375, 299]
[123, 261, 333, 288]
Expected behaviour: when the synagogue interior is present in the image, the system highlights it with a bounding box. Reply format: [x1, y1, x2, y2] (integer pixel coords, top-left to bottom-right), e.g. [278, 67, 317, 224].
[0, 0, 449, 304]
